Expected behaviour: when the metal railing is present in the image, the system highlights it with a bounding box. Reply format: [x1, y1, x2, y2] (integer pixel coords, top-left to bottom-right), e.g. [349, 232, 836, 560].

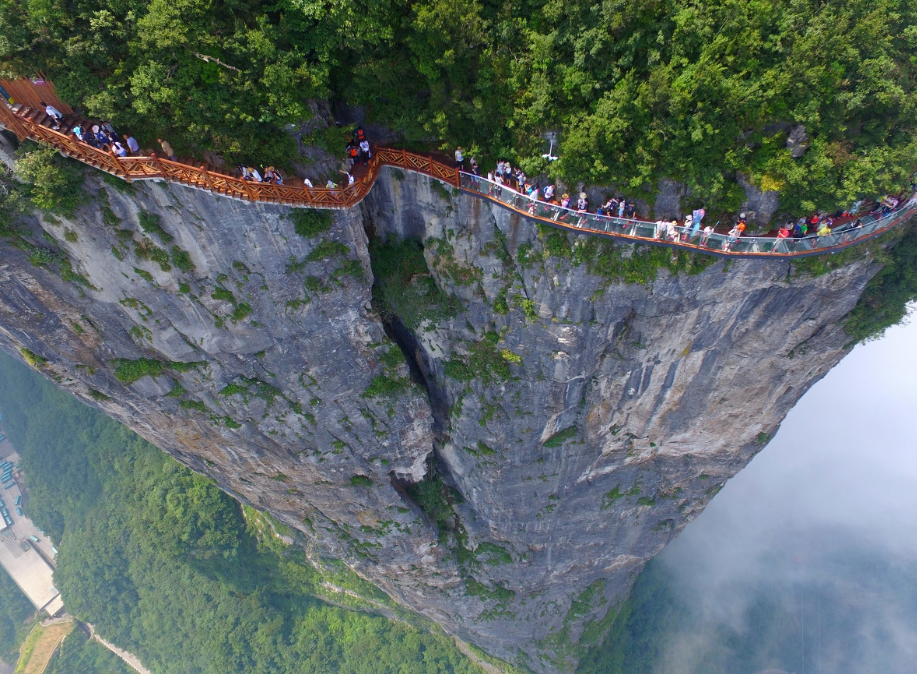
[459, 173, 917, 259]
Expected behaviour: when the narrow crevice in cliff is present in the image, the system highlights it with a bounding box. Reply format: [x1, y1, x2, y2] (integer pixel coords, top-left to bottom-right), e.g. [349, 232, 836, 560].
[366, 237, 454, 440]
[366, 235, 468, 541]
[381, 316, 449, 437]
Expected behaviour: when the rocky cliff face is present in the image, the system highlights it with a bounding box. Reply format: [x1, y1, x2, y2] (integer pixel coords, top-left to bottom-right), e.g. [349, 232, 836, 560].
[0, 165, 880, 672]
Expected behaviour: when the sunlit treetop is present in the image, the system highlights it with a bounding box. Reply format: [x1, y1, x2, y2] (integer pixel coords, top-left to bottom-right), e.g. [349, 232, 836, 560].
[1, 0, 916, 212]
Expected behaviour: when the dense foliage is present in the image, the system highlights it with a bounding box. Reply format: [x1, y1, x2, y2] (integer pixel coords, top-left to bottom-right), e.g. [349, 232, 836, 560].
[0, 350, 482, 674]
[845, 222, 917, 342]
[370, 238, 462, 330]
[2, 0, 915, 211]
[0, 561, 35, 664]
[46, 629, 132, 674]
[13, 144, 87, 216]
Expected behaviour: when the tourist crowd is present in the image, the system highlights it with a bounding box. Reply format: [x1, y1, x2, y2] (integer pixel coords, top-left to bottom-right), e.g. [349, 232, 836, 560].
[455, 148, 915, 246]
[44, 101, 142, 161]
[41, 101, 913, 247]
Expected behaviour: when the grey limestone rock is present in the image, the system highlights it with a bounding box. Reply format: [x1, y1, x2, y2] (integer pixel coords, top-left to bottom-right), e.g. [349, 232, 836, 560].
[738, 174, 782, 226]
[0, 166, 886, 672]
[786, 125, 810, 158]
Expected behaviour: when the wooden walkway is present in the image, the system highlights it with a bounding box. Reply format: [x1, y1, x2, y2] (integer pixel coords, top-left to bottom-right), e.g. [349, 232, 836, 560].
[1, 79, 914, 259]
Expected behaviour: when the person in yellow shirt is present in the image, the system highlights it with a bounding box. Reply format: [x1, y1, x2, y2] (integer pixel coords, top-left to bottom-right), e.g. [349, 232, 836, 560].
[156, 138, 176, 160]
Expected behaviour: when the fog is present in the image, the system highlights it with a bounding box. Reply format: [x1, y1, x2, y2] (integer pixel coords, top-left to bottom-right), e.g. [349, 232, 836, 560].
[654, 310, 917, 674]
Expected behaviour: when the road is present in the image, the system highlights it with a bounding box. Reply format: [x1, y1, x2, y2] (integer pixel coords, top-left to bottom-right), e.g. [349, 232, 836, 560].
[85, 624, 153, 674]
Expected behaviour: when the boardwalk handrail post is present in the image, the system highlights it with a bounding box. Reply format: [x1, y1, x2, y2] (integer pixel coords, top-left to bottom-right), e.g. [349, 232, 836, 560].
[200, 164, 216, 194]
[149, 152, 166, 179]
[108, 146, 131, 182]
[0, 103, 29, 141]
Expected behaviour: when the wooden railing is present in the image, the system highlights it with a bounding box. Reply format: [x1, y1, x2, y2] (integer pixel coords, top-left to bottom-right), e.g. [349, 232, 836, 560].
[1, 96, 914, 259]
[0, 104, 459, 209]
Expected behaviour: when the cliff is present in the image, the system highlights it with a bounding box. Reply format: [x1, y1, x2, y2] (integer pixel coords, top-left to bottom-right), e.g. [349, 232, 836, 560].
[0, 165, 881, 672]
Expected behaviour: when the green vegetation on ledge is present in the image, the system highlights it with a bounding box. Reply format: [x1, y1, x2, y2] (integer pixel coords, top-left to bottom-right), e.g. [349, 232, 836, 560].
[111, 358, 204, 384]
[370, 239, 462, 330]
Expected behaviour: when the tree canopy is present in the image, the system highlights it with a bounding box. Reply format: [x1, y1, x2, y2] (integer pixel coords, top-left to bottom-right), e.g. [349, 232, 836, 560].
[1, 0, 916, 210]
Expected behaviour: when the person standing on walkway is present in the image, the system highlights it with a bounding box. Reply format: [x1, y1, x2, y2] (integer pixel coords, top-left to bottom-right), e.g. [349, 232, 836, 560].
[125, 135, 139, 155]
[455, 147, 464, 169]
[157, 139, 176, 160]
[345, 141, 358, 169]
[689, 212, 701, 240]
[681, 214, 693, 241]
[40, 102, 63, 129]
[700, 224, 714, 246]
[358, 139, 371, 166]
[101, 121, 119, 141]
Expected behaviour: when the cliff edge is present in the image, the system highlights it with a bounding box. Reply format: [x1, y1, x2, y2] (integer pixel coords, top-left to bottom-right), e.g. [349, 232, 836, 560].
[0, 166, 884, 671]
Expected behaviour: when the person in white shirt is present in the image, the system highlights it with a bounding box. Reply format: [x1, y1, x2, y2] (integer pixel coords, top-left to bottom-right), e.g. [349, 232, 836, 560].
[111, 141, 127, 157]
[41, 101, 63, 130]
[303, 178, 313, 188]
[358, 140, 371, 166]
[455, 147, 464, 169]
[701, 225, 714, 246]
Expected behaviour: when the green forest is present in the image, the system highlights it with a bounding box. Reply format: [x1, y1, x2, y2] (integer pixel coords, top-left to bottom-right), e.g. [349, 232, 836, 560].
[2, 0, 916, 213]
[0, 349, 484, 674]
[0, 552, 35, 664]
[47, 629, 133, 674]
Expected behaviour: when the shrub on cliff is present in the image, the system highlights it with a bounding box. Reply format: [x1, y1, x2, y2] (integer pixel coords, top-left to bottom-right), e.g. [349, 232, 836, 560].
[14, 144, 86, 216]
[290, 210, 332, 238]
[369, 239, 462, 330]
